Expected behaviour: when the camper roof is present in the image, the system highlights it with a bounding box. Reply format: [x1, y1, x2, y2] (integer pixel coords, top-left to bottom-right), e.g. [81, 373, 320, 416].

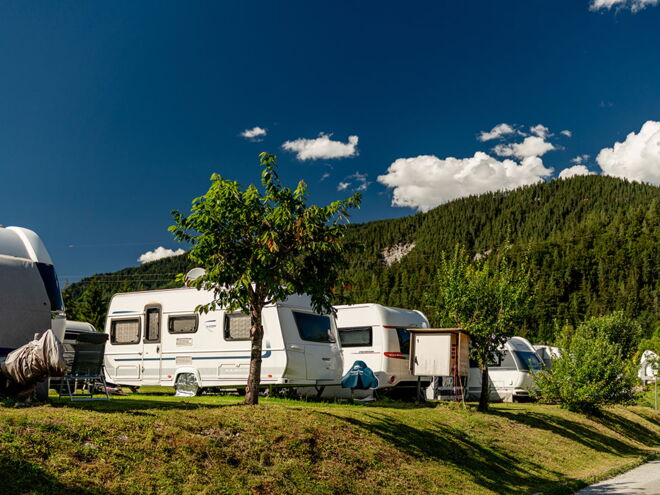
[0, 226, 53, 265]
[335, 303, 429, 328]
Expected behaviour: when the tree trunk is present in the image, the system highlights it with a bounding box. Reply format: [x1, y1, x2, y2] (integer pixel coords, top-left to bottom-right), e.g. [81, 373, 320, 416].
[478, 364, 489, 412]
[244, 304, 264, 405]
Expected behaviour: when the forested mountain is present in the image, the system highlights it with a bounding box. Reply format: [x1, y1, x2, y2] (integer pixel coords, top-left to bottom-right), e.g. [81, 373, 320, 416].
[64, 175, 659, 343]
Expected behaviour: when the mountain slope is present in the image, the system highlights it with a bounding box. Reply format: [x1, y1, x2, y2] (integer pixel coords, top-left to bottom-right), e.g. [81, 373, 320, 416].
[63, 175, 659, 343]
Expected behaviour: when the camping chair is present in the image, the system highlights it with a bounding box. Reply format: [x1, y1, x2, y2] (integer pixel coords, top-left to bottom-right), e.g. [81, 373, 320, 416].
[58, 332, 110, 401]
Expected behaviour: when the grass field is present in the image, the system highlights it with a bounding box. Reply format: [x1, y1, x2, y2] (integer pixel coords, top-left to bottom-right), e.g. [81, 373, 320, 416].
[1, 391, 658, 495]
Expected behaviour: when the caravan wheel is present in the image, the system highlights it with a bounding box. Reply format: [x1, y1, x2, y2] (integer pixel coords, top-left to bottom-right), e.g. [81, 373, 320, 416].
[175, 373, 201, 397]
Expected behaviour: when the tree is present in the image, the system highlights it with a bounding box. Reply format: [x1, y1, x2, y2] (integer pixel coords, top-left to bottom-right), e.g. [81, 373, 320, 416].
[428, 245, 531, 412]
[170, 153, 360, 405]
[75, 281, 107, 331]
[533, 320, 636, 414]
[577, 311, 643, 360]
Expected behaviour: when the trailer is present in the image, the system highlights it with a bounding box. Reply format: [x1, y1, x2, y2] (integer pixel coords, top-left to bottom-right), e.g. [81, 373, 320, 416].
[303, 303, 431, 399]
[0, 226, 65, 356]
[466, 336, 542, 402]
[103, 288, 343, 395]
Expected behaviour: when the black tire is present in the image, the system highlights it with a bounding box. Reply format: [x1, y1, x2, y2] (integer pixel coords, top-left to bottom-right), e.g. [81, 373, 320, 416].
[34, 380, 49, 402]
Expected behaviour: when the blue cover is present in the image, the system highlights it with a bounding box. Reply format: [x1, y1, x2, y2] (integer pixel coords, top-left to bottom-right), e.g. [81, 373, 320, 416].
[340, 360, 379, 390]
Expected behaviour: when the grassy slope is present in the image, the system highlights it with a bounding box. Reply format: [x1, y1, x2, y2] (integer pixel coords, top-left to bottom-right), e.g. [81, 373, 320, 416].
[1, 395, 658, 495]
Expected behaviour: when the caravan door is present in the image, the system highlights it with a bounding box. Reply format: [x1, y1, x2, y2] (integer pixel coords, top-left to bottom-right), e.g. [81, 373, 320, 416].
[141, 305, 162, 385]
[292, 311, 341, 381]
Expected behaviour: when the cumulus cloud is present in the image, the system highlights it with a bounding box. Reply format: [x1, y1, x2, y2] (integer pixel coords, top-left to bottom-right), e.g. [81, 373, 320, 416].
[561, 130, 572, 137]
[571, 154, 590, 165]
[282, 133, 358, 161]
[478, 123, 517, 142]
[596, 120, 660, 184]
[493, 135, 556, 159]
[530, 124, 551, 139]
[559, 165, 593, 179]
[138, 246, 186, 264]
[590, 0, 660, 12]
[240, 126, 267, 141]
[337, 172, 370, 192]
[377, 152, 552, 212]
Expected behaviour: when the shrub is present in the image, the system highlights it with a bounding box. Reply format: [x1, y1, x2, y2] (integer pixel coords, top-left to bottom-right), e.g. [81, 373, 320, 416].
[534, 319, 636, 414]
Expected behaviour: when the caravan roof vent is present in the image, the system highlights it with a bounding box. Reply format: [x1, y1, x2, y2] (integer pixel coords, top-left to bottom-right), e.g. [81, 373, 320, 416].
[184, 268, 206, 286]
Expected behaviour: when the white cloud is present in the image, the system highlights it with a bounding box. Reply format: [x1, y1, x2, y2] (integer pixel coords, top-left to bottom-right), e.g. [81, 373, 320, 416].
[493, 135, 556, 159]
[478, 123, 517, 142]
[337, 172, 370, 192]
[240, 126, 267, 141]
[590, 0, 660, 12]
[282, 133, 359, 161]
[559, 165, 593, 179]
[561, 130, 572, 137]
[571, 154, 590, 165]
[377, 152, 552, 212]
[320, 172, 330, 182]
[596, 120, 660, 184]
[138, 246, 186, 264]
[530, 124, 551, 139]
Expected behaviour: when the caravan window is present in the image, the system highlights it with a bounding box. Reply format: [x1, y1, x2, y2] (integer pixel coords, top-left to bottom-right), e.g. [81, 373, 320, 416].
[339, 326, 373, 347]
[224, 313, 251, 341]
[490, 351, 517, 370]
[395, 328, 411, 354]
[293, 312, 335, 343]
[514, 351, 542, 371]
[111, 319, 140, 345]
[144, 306, 161, 342]
[168, 315, 198, 334]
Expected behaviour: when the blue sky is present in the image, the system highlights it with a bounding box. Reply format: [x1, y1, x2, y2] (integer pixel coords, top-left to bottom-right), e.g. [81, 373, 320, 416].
[0, 1, 659, 281]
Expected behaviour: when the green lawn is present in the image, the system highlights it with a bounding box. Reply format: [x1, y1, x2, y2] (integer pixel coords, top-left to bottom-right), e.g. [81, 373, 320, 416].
[1, 391, 658, 494]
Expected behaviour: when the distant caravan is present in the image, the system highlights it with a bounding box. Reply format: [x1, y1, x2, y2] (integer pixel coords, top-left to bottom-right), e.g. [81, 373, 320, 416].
[466, 336, 542, 402]
[102, 288, 343, 395]
[0, 226, 66, 356]
[302, 303, 431, 399]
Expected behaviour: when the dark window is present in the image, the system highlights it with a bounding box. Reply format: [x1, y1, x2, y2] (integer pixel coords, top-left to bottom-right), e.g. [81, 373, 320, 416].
[36, 262, 64, 311]
[338, 326, 373, 347]
[145, 306, 161, 342]
[395, 327, 411, 354]
[224, 313, 251, 341]
[111, 319, 140, 345]
[168, 315, 198, 334]
[293, 312, 335, 343]
[514, 351, 542, 371]
[490, 351, 517, 370]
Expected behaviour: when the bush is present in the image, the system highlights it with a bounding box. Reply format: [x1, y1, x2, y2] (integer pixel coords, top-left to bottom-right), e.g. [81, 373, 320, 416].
[578, 311, 643, 360]
[534, 319, 636, 414]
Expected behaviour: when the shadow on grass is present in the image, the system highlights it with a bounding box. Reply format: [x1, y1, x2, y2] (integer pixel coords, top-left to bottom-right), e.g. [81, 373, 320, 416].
[489, 409, 654, 456]
[319, 410, 589, 495]
[48, 397, 243, 414]
[0, 454, 104, 495]
[594, 410, 660, 447]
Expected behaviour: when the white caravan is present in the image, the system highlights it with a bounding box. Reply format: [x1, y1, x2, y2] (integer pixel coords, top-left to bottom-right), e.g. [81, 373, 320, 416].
[0, 226, 66, 359]
[639, 350, 659, 385]
[466, 336, 542, 402]
[533, 344, 561, 369]
[103, 288, 343, 394]
[311, 303, 430, 399]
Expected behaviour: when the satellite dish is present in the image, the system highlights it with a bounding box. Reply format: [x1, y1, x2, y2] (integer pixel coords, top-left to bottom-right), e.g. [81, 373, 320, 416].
[184, 267, 206, 286]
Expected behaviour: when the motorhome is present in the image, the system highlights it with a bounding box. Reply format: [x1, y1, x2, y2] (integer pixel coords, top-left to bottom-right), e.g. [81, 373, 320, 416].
[103, 288, 343, 394]
[0, 226, 66, 358]
[466, 336, 542, 402]
[311, 303, 431, 399]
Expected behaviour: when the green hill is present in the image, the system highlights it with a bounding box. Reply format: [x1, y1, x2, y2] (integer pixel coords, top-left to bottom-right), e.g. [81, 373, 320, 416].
[63, 175, 659, 343]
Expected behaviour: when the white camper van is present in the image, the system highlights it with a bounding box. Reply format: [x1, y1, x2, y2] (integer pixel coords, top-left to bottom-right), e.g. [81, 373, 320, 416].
[467, 336, 542, 402]
[0, 226, 66, 359]
[332, 303, 431, 397]
[533, 344, 561, 369]
[103, 288, 343, 394]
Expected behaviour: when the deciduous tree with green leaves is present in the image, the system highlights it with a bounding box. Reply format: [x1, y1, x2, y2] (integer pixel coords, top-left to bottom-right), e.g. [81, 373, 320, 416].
[170, 153, 360, 405]
[428, 246, 531, 412]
